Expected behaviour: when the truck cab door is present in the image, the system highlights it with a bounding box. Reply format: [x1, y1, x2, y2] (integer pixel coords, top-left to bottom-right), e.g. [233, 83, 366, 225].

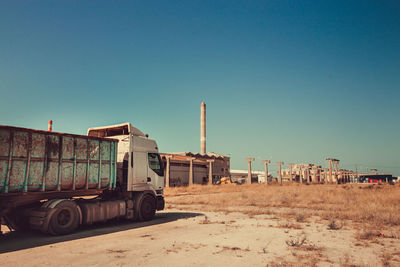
[147, 153, 164, 191]
[128, 135, 148, 191]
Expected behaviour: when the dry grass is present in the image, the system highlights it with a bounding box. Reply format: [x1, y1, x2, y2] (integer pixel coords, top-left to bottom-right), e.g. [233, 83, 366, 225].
[165, 183, 400, 228]
[355, 228, 380, 240]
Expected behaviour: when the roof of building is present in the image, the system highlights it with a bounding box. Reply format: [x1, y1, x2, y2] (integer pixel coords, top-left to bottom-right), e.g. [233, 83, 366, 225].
[230, 169, 265, 175]
[159, 154, 207, 164]
[161, 152, 229, 159]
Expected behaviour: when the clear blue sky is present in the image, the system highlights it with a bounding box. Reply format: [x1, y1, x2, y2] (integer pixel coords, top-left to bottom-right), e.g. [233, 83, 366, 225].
[1, 1, 399, 176]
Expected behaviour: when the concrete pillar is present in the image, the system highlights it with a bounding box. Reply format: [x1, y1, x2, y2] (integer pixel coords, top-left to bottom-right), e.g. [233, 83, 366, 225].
[276, 162, 284, 184]
[326, 159, 333, 184]
[312, 166, 317, 183]
[200, 102, 206, 155]
[187, 157, 195, 186]
[323, 168, 328, 183]
[334, 159, 340, 184]
[245, 158, 255, 184]
[299, 166, 303, 184]
[287, 164, 294, 182]
[164, 155, 173, 188]
[207, 159, 214, 185]
[262, 160, 271, 184]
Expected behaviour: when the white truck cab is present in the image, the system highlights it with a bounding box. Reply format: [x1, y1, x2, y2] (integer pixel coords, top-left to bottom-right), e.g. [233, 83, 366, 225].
[87, 122, 164, 206]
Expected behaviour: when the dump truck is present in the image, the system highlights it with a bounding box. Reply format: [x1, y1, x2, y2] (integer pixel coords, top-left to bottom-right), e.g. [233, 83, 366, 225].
[0, 122, 165, 235]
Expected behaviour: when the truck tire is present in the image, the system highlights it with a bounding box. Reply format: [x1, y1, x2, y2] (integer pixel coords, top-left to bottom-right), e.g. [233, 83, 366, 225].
[48, 200, 80, 235]
[138, 194, 156, 221]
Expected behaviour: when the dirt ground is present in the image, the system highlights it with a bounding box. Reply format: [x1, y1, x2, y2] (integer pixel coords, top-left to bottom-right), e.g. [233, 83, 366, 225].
[1, 202, 399, 266]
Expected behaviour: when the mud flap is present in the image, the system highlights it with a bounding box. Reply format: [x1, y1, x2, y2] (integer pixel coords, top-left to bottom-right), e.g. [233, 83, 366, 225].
[156, 196, 165, 211]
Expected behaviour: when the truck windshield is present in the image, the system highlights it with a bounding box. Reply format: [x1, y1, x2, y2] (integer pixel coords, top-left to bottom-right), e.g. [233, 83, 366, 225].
[148, 153, 164, 176]
[88, 125, 129, 137]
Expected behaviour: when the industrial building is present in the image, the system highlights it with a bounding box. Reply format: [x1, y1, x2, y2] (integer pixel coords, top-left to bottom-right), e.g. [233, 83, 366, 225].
[160, 102, 230, 187]
[160, 152, 230, 186]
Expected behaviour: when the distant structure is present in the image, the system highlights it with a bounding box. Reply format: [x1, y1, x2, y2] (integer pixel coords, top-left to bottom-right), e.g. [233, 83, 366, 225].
[160, 152, 230, 186]
[201, 101, 206, 155]
[281, 164, 323, 183]
[230, 169, 268, 184]
[358, 172, 397, 183]
[161, 102, 230, 186]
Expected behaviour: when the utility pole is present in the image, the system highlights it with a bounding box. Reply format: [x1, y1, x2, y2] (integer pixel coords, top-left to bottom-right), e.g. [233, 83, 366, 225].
[262, 160, 271, 184]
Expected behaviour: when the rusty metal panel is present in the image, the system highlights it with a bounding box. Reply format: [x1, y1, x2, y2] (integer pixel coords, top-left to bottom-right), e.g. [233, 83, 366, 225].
[28, 161, 43, 191]
[0, 129, 10, 157]
[75, 163, 87, 189]
[75, 138, 87, 160]
[31, 133, 45, 158]
[0, 125, 118, 195]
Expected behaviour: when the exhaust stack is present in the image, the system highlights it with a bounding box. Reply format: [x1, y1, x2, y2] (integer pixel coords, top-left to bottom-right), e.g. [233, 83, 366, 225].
[200, 102, 206, 155]
[48, 120, 53, 132]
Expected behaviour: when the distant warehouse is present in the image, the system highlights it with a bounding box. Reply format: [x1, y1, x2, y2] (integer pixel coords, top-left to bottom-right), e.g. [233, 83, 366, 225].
[160, 152, 230, 186]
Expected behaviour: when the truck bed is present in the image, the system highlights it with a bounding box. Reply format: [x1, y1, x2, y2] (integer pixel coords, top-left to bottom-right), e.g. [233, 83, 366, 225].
[0, 125, 118, 195]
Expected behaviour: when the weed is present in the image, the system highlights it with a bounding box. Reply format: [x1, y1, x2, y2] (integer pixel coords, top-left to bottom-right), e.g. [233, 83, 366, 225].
[356, 229, 380, 240]
[328, 218, 343, 230]
[296, 213, 306, 223]
[199, 215, 211, 224]
[285, 234, 307, 247]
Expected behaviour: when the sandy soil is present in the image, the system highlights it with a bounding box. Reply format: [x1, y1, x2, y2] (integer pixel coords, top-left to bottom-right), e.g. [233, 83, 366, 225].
[1, 205, 399, 266]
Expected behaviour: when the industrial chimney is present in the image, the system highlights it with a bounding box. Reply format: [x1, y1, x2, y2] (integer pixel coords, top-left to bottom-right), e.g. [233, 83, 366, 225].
[200, 102, 206, 155]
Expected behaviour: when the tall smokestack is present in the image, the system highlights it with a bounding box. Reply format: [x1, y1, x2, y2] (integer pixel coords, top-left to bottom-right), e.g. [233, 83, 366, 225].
[200, 102, 206, 155]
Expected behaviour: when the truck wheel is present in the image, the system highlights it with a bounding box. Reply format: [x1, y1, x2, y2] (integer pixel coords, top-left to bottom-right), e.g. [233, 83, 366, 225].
[138, 194, 156, 221]
[49, 200, 80, 235]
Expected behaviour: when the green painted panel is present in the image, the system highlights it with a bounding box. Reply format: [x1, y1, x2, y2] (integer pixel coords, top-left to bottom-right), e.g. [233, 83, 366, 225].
[28, 161, 43, 191]
[75, 163, 87, 189]
[100, 163, 110, 187]
[100, 141, 110, 161]
[61, 162, 73, 190]
[76, 138, 87, 160]
[9, 161, 25, 192]
[89, 163, 99, 189]
[45, 162, 59, 191]
[0, 160, 8, 191]
[89, 140, 99, 160]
